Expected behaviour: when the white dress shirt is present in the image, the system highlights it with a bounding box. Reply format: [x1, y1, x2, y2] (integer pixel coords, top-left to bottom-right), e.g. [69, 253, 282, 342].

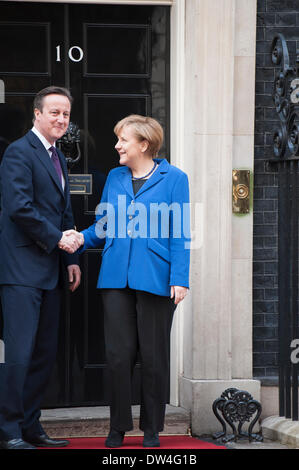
[31, 126, 65, 190]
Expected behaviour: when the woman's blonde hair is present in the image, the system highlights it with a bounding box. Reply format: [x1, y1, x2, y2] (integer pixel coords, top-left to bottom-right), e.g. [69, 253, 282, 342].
[114, 114, 164, 157]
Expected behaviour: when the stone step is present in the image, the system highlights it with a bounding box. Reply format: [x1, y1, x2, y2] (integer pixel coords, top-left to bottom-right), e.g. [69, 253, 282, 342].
[41, 405, 191, 438]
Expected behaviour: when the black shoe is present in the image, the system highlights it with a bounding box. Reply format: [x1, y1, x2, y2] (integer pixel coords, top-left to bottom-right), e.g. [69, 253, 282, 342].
[143, 432, 160, 447]
[105, 429, 125, 448]
[25, 433, 69, 447]
[0, 438, 36, 449]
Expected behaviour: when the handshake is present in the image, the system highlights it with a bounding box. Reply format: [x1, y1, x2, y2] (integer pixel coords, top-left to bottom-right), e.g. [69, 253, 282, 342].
[58, 229, 84, 254]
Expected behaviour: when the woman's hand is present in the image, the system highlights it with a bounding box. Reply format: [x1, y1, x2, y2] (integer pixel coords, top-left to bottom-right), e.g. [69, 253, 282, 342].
[170, 286, 188, 305]
[67, 264, 82, 292]
[58, 230, 84, 254]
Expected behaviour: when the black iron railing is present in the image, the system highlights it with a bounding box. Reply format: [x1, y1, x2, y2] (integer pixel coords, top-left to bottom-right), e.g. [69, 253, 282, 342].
[268, 34, 299, 420]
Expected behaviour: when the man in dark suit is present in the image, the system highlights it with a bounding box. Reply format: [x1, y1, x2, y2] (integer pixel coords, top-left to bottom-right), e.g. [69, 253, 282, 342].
[0, 86, 82, 449]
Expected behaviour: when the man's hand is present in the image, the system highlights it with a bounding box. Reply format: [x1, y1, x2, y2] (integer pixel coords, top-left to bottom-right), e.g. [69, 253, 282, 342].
[58, 230, 84, 254]
[67, 264, 81, 292]
[170, 286, 188, 305]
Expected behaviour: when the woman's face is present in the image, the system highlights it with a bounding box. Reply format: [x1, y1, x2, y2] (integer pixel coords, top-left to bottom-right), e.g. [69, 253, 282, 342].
[115, 125, 147, 167]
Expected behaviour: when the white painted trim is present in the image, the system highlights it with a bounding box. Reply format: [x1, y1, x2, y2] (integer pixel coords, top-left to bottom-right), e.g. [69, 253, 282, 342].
[0, 80, 4, 104]
[169, 0, 185, 407]
[6, 0, 173, 5]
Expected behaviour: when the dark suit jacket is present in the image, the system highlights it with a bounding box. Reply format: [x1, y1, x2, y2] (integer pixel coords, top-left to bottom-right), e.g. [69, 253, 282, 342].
[0, 130, 78, 289]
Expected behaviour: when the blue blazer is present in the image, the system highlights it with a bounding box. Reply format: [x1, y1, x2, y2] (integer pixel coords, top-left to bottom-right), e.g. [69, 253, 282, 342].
[81, 158, 190, 297]
[0, 130, 78, 289]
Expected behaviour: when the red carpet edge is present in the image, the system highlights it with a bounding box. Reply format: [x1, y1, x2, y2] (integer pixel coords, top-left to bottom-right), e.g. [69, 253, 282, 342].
[39, 435, 227, 450]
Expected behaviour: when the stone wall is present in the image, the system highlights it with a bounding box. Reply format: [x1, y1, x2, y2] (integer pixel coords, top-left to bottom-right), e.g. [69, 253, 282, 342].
[180, 0, 261, 435]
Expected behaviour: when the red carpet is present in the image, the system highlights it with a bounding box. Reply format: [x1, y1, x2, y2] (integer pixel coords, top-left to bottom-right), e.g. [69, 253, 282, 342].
[41, 435, 226, 449]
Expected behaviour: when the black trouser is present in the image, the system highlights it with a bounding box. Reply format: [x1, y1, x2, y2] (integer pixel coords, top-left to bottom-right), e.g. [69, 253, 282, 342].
[101, 288, 176, 433]
[0, 285, 61, 441]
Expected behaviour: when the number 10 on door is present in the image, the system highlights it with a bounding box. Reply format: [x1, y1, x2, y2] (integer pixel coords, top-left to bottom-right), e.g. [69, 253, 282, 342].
[56, 45, 84, 62]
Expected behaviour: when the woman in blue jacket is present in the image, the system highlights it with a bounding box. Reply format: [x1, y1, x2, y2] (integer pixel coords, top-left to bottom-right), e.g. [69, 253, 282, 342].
[80, 115, 190, 448]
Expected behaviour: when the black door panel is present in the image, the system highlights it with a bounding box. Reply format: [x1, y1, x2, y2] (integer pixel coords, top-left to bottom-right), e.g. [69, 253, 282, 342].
[0, 1, 170, 407]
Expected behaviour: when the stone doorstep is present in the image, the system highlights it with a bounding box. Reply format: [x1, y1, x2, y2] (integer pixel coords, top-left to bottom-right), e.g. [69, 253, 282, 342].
[262, 415, 299, 448]
[40, 404, 191, 439]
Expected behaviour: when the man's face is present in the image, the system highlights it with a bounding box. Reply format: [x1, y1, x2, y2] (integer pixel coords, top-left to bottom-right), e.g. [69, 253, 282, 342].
[34, 94, 71, 144]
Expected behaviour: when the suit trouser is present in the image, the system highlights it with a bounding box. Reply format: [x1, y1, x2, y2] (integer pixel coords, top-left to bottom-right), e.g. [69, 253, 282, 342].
[0, 285, 61, 440]
[101, 288, 176, 433]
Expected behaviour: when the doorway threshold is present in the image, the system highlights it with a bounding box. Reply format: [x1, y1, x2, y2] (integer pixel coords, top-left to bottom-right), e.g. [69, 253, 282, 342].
[41, 405, 190, 438]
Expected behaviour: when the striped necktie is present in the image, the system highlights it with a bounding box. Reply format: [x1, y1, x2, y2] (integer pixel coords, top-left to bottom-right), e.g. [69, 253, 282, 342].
[49, 146, 63, 186]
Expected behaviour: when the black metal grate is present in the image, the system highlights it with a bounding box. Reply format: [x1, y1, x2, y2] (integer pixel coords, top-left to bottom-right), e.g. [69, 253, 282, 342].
[277, 158, 299, 419]
[269, 34, 299, 420]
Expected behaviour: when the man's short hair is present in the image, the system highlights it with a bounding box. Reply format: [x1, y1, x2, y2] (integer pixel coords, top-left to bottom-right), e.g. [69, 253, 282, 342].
[33, 86, 73, 121]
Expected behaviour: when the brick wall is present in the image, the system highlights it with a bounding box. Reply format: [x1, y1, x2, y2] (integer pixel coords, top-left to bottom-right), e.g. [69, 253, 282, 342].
[253, 0, 299, 383]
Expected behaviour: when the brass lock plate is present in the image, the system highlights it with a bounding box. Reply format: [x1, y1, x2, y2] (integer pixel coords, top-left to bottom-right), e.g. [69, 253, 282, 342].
[232, 170, 250, 214]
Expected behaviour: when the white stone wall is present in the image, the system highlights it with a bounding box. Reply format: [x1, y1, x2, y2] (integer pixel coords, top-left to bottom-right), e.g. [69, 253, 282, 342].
[232, 0, 257, 379]
[178, 0, 260, 435]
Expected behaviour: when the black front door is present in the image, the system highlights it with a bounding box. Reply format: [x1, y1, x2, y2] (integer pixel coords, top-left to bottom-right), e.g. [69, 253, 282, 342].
[0, 1, 170, 407]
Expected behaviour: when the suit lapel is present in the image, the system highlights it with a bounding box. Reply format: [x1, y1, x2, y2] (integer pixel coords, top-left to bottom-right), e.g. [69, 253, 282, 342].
[134, 159, 169, 197]
[117, 158, 169, 199]
[26, 130, 65, 198]
[118, 166, 135, 199]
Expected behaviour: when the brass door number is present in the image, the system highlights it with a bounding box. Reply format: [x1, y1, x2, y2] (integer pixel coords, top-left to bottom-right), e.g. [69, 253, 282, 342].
[232, 170, 250, 214]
